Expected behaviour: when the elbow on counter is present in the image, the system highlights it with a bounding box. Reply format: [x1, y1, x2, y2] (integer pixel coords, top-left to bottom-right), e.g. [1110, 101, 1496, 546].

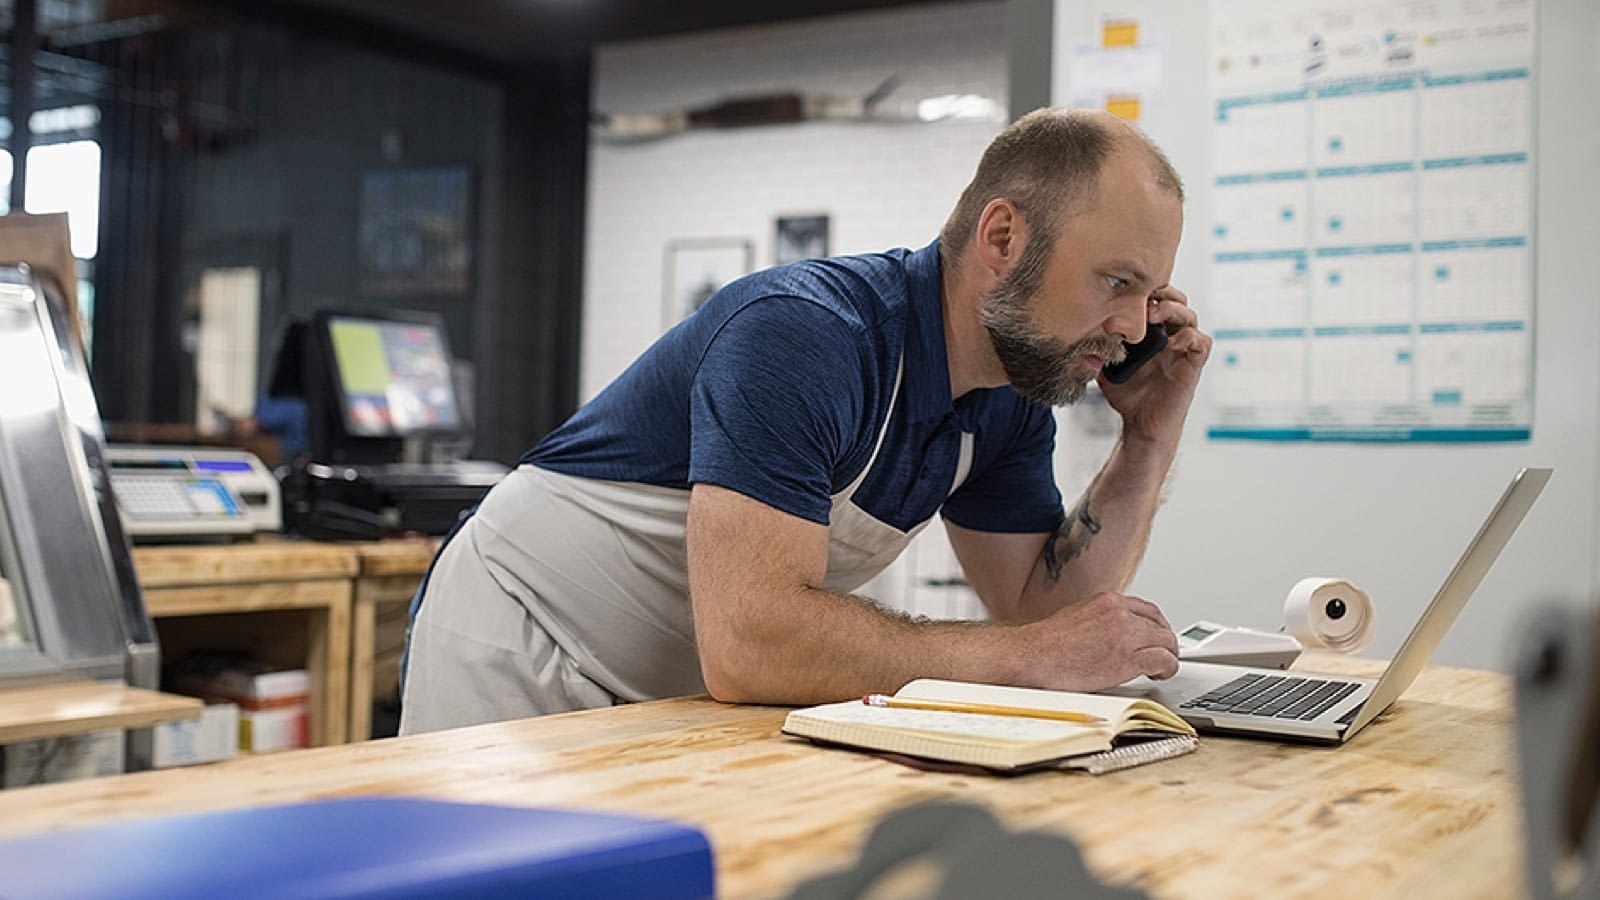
[697, 641, 768, 705]
[695, 623, 809, 705]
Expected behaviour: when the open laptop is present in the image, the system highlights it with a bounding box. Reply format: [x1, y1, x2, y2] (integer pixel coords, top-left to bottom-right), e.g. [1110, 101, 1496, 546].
[1108, 466, 1552, 744]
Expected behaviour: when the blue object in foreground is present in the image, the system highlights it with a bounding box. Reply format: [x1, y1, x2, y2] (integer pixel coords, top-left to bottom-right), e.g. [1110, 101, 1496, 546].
[0, 797, 715, 899]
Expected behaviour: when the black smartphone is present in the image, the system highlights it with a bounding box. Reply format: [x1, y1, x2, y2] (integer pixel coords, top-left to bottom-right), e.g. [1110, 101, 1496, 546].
[1101, 326, 1167, 384]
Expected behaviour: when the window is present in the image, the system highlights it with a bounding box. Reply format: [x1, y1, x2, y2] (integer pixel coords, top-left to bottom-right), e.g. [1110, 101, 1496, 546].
[0, 139, 103, 258]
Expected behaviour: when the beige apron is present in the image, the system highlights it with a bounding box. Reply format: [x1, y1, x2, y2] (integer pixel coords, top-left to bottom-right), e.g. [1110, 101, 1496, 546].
[400, 361, 972, 734]
[822, 362, 974, 591]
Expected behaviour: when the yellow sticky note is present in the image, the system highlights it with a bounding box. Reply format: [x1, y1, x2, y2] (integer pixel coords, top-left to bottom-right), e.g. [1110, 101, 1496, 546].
[1105, 94, 1142, 122]
[1101, 19, 1138, 48]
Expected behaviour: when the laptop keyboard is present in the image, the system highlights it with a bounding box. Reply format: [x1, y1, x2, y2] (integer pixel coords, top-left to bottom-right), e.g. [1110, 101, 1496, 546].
[1180, 673, 1361, 722]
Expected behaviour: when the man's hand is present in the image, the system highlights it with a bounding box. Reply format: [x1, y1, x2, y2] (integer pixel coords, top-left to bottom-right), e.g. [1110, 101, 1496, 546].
[1020, 590, 1180, 691]
[1100, 285, 1212, 448]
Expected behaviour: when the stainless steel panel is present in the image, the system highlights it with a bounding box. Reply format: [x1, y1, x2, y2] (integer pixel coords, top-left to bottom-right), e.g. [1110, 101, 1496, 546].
[0, 267, 155, 682]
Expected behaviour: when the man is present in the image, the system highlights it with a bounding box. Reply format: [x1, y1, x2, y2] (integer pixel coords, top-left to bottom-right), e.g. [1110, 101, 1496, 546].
[399, 107, 1211, 734]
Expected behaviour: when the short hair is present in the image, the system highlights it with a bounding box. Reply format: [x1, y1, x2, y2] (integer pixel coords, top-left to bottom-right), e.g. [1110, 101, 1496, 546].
[939, 107, 1183, 272]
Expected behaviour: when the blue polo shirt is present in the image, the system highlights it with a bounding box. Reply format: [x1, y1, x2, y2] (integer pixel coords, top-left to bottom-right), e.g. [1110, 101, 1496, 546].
[525, 240, 1064, 535]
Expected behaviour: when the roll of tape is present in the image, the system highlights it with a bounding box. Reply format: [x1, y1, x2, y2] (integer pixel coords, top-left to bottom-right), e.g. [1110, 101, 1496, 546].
[1283, 577, 1374, 653]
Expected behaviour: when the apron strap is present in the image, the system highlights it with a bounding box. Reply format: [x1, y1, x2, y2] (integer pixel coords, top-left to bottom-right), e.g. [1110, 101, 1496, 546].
[838, 356, 906, 498]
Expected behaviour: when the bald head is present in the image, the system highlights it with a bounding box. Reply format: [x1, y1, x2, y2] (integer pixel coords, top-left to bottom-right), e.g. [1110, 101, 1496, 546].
[940, 107, 1183, 273]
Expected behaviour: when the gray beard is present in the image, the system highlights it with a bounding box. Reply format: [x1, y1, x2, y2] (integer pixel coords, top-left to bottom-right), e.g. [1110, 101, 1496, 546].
[980, 271, 1125, 407]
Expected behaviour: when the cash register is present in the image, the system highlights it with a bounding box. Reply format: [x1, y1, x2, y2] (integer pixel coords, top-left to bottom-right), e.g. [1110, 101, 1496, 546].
[105, 444, 281, 542]
[268, 309, 505, 538]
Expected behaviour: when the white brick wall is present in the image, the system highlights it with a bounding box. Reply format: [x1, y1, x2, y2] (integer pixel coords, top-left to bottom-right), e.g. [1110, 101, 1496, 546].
[583, 2, 1008, 620]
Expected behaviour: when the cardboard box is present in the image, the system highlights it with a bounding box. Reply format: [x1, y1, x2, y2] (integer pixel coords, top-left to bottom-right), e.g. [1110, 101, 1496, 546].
[167, 661, 310, 754]
[152, 703, 240, 768]
[172, 664, 309, 708]
[0, 212, 82, 352]
[239, 704, 308, 754]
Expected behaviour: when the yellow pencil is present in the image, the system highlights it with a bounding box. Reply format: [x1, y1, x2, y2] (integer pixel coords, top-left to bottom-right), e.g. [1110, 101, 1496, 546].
[861, 694, 1105, 725]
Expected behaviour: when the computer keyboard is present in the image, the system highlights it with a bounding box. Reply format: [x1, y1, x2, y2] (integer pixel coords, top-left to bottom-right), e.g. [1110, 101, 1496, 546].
[115, 476, 242, 519]
[1180, 673, 1361, 721]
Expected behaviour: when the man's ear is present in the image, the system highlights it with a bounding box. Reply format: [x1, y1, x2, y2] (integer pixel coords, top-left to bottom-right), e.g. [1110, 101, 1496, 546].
[974, 199, 1026, 277]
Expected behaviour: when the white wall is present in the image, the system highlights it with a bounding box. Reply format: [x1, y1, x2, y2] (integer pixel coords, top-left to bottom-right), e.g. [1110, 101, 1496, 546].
[585, 2, 1008, 619]
[1052, 0, 1600, 671]
[584, 3, 1008, 399]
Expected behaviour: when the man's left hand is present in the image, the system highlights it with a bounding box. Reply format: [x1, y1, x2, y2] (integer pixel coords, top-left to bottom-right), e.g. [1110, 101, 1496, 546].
[1099, 285, 1212, 447]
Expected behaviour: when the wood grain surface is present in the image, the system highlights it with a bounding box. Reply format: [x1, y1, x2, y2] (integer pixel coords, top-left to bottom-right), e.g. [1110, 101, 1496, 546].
[0, 681, 202, 743]
[350, 539, 438, 577]
[132, 543, 357, 587]
[0, 658, 1524, 898]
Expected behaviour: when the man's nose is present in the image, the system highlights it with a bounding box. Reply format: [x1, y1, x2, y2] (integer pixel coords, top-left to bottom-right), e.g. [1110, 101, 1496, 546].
[1107, 294, 1151, 344]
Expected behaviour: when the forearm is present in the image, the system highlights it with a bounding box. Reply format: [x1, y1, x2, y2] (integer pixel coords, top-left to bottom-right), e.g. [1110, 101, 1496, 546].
[1015, 433, 1176, 619]
[696, 584, 1029, 705]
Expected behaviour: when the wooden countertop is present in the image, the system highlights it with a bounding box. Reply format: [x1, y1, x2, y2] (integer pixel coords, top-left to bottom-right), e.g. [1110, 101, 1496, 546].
[128, 538, 439, 585]
[132, 542, 358, 587]
[348, 539, 439, 577]
[0, 681, 202, 743]
[0, 658, 1522, 898]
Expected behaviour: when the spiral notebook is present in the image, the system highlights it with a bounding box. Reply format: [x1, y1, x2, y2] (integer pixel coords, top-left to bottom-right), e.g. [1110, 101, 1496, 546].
[1056, 735, 1198, 774]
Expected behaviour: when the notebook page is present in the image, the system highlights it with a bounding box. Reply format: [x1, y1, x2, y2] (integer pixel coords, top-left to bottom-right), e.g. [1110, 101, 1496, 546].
[793, 701, 1097, 744]
[896, 679, 1149, 722]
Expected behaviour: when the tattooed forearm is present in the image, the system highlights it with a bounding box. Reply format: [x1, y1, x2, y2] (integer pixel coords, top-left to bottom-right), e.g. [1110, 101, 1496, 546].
[1042, 487, 1102, 584]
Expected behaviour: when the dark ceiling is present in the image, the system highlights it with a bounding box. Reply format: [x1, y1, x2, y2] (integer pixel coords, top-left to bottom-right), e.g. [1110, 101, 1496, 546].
[281, 0, 952, 64]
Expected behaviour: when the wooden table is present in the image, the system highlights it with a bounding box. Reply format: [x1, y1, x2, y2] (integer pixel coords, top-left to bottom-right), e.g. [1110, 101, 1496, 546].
[0, 659, 1523, 898]
[0, 681, 201, 744]
[132, 543, 357, 746]
[128, 539, 438, 747]
[347, 539, 436, 741]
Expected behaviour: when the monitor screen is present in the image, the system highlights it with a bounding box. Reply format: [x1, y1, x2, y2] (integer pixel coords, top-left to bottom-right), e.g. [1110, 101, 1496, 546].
[325, 314, 461, 438]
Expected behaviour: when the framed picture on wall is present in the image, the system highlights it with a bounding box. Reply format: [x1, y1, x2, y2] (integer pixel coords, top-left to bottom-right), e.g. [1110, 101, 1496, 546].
[774, 214, 829, 265]
[358, 165, 474, 297]
[663, 238, 753, 330]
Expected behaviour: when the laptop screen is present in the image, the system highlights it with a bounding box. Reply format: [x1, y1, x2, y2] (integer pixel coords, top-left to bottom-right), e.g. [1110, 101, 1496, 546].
[1347, 467, 1551, 734]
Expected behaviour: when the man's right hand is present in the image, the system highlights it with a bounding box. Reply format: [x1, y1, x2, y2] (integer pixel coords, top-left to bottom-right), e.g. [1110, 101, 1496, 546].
[1022, 590, 1180, 692]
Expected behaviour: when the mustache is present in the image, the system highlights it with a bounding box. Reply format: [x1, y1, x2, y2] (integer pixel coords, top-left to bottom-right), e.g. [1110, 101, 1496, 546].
[1068, 336, 1128, 365]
